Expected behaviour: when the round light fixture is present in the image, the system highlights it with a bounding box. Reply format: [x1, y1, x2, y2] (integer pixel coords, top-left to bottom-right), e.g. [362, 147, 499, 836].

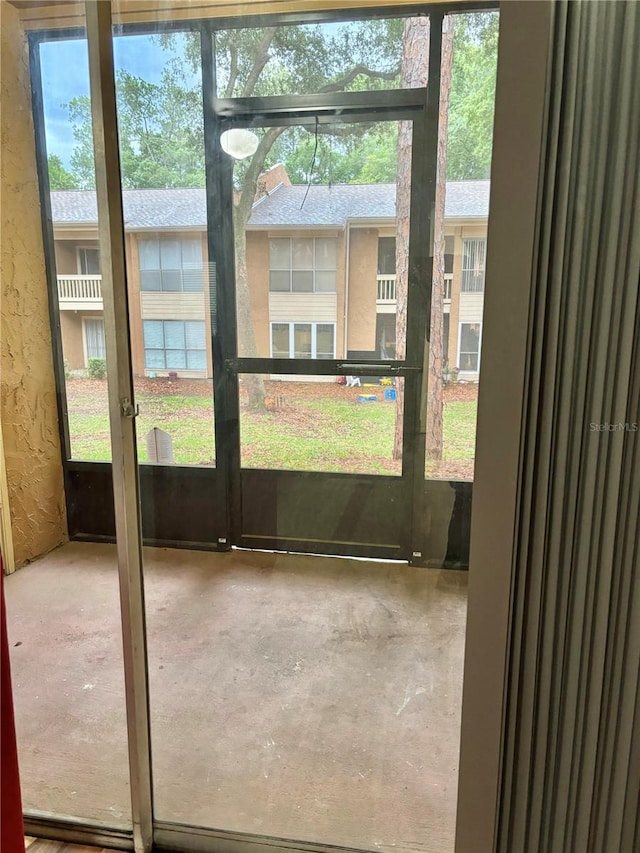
[220, 129, 260, 160]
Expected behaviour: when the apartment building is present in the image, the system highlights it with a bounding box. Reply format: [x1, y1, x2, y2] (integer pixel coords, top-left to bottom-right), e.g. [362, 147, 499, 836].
[52, 176, 489, 380]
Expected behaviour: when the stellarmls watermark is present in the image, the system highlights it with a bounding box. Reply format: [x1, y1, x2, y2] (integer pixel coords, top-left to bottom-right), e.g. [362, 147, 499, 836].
[590, 422, 639, 432]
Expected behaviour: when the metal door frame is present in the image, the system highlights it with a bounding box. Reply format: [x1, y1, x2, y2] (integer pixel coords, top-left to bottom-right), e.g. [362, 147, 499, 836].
[30, 1, 496, 561]
[203, 20, 442, 561]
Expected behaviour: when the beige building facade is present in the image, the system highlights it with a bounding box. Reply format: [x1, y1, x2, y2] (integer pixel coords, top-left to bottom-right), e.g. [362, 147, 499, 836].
[51, 179, 488, 382]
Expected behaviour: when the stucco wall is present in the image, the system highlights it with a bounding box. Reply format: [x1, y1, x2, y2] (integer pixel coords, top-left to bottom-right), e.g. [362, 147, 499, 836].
[54, 240, 78, 275]
[59, 313, 85, 370]
[347, 227, 378, 353]
[1, 2, 67, 566]
[245, 231, 272, 357]
[448, 227, 462, 368]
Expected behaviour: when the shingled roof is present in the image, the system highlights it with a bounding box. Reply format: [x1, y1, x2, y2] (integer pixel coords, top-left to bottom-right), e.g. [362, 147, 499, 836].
[50, 180, 489, 229]
[50, 188, 208, 230]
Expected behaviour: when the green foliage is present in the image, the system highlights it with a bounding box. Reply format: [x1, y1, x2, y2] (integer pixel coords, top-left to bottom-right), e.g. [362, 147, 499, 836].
[65, 96, 97, 189]
[268, 123, 398, 186]
[47, 155, 78, 190]
[447, 12, 499, 180]
[65, 62, 205, 190]
[87, 357, 107, 379]
[213, 19, 403, 100]
[61, 14, 498, 189]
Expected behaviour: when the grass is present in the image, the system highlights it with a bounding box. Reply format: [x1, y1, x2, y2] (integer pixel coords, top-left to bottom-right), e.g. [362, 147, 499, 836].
[66, 380, 478, 479]
[442, 401, 479, 461]
[68, 391, 215, 465]
[241, 396, 402, 475]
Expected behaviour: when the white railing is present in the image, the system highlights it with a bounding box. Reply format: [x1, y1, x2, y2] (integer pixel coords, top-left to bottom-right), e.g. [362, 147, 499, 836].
[377, 274, 396, 302]
[377, 273, 453, 304]
[57, 275, 103, 303]
[444, 273, 453, 302]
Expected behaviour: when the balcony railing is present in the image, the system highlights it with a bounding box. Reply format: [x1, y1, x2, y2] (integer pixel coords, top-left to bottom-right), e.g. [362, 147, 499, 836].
[57, 275, 103, 308]
[377, 273, 453, 305]
[444, 273, 452, 302]
[377, 274, 396, 303]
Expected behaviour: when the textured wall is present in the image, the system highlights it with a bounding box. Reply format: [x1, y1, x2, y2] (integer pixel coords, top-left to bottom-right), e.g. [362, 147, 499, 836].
[53, 240, 78, 275]
[59, 313, 85, 370]
[1, 2, 67, 566]
[245, 231, 271, 357]
[347, 228, 378, 352]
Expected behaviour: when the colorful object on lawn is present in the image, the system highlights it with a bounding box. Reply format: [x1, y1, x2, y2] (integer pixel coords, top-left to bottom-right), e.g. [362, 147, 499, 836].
[357, 394, 378, 403]
[384, 388, 397, 401]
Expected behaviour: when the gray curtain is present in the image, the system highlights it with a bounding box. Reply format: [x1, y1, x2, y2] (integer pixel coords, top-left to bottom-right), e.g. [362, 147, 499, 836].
[499, 1, 640, 851]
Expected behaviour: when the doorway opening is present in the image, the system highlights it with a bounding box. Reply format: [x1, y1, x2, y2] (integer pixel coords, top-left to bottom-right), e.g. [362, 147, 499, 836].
[7, 4, 499, 852]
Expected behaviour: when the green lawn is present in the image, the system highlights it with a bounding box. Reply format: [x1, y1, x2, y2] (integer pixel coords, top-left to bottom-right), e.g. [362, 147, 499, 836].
[241, 396, 403, 475]
[66, 381, 477, 479]
[68, 393, 215, 465]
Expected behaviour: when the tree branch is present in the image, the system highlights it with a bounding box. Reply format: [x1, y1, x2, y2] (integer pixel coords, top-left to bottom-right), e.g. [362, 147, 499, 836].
[224, 43, 238, 99]
[319, 64, 400, 93]
[235, 126, 286, 227]
[241, 28, 277, 97]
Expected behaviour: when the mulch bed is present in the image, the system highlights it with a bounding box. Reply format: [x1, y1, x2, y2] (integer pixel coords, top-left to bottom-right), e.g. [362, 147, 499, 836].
[67, 376, 478, 404]
[443, 381, 479, 403]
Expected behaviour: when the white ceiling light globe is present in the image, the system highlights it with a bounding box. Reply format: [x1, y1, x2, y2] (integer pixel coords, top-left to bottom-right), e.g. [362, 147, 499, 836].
[220, 129, 260, 160]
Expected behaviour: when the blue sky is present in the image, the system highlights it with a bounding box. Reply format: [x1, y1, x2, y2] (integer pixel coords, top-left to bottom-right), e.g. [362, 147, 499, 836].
[41, 33, 191, 166]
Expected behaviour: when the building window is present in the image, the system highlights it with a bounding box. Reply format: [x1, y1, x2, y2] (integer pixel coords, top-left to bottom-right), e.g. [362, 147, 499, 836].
[458, 322, 481, 372]
[461, 237, 486, 293]
[377, 237, 396, 275]
[143, 320, 207, 370]
[445, 235, 454, 275]
[444, 275, 453, 300]
[84, 318, 105, 361]
[78, 247, 100, 275]
[443, 314, 450, 363]
[139, 238, 203, 292]
[378, 236, 453, 278]
[270, 322, 335, 359]
[269, 238, 337, 293]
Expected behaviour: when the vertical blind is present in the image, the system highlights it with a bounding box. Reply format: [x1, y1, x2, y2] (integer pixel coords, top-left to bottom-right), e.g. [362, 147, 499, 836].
[85, 318, 106, 360]
[499, 2, 640, 852]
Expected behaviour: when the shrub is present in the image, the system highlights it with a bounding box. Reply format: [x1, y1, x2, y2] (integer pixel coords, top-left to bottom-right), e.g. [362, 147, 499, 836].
[87, 357, 107, 380]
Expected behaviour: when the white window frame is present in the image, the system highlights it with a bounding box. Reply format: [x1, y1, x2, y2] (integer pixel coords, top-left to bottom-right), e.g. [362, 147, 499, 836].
[76, 245, 101, 276]
[82, 316, 106, 366]
[461, 237, 487, 293]
[444, 272, 453, 301]
[142, 319, 207, 372]
[269, 321, 336, 359]
[138, 237, 204, 293]
[268, 237, 337, 294]
[457, 321, 483, 373]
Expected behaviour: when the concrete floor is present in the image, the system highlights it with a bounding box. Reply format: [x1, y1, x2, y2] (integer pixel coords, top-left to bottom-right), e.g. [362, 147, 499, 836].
[6, 542, 467, 853]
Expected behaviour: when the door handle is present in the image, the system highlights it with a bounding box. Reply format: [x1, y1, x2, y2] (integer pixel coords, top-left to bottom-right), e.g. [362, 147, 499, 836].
[338, 363, 422, 374]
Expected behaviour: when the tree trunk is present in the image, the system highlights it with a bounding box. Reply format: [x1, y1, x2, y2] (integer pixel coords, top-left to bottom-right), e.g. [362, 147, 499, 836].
[426, 15, 455, 462]
[393, 15, 455, 463]
[393, 17, 430, 460]
[232, 126, 285, 412]
[233, 218, 266, 409]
